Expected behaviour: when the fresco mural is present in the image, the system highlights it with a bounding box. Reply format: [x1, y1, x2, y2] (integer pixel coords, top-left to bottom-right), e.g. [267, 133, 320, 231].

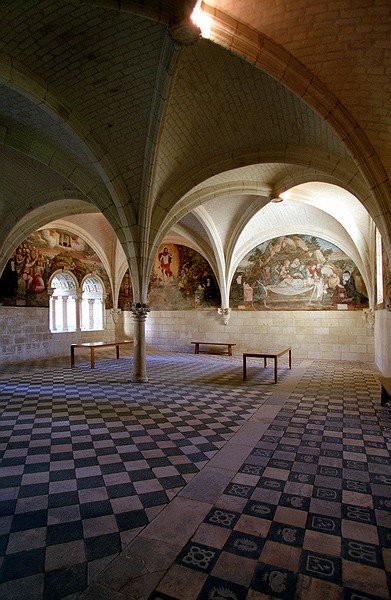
[0, 229, 112, 308]
[230, 235, 368, 311]
[118, 270, 133, 311]
[383, 244, 391, 310]
[118, 243, 221, 311]
[150, 243, 220, 310]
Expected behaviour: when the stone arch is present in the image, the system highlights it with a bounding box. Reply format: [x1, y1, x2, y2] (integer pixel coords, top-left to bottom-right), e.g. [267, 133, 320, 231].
[202, 9, 391, 256]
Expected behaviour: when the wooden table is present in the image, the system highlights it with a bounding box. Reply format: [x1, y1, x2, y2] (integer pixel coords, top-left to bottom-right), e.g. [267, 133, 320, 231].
[243, 347, 292, 383]
[70, 340, 133, 369]
[191, 341, 236, 356]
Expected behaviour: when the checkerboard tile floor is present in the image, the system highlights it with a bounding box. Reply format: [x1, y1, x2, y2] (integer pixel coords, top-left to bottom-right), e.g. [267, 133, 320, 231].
[0, 351, 269, 599]
[0, 352, 390, 600]
[147, 360, 391, 600]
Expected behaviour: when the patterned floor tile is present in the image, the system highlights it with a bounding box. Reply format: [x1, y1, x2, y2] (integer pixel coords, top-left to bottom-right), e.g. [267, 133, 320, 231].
[1, 354, 391, 600]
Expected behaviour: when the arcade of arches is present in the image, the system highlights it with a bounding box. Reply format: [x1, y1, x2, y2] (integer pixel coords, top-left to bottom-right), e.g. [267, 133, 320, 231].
[1, 1, 391, 380]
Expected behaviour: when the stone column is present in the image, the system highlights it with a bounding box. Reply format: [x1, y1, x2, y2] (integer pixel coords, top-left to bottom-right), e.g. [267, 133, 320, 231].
[75, 291, 82, 331]
[88, 299, 95, 330]
[48, 287, 56, 331]
[62, 297, 68, 331]
[131, 302, 150, 383]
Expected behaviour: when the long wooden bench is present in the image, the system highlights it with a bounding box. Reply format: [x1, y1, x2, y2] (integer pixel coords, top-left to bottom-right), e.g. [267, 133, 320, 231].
[70, 340, 133, 369]
[191, 341, 236, 356]
[379, 377, 391, 406]
[243, 347, 292, 384]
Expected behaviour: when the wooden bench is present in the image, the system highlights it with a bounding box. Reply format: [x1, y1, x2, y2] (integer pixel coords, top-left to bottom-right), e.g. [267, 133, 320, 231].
[379, 377, 391, 406]
[70, 340, 133, 369]
[243, 347, 292, 384]
[191, 341, 236, 356]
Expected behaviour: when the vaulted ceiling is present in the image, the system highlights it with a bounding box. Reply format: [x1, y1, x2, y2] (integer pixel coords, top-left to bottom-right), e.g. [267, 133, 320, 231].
[1, 0, 390, 302]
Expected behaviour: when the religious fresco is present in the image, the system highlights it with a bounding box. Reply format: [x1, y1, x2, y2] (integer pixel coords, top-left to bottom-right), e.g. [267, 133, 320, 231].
[117, 270, 133, 311]
[383, 245, 391, 310]
[118, 243, 221, 311]
[230, 235, 368, 311]
[150, 243, 220, 310]
[0, 229, 113, 308]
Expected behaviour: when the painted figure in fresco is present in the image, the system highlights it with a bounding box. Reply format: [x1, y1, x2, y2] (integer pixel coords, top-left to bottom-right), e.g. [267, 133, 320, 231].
[30, 257, 46, 293]
[159, 247, 173, 279]
[230, 234, 369, 311]
[342, 270, 368, 304]
[0, 229, 112, 308]
[243, 282, 253, 302]
[199, 269, 219, 304]
[253, 278, 269, 307]
[332, 283, 348, 305]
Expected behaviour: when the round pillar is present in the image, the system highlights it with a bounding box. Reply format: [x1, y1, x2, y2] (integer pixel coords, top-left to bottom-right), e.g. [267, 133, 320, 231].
[131, 302, 150, 383]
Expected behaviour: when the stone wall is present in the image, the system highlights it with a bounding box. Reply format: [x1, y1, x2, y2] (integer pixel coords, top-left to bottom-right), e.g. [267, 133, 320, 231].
[374, 308, 391, 376]
[0, 305, 377, 367]
[0, 307, 120, 364]
[146, 309, 375, 363]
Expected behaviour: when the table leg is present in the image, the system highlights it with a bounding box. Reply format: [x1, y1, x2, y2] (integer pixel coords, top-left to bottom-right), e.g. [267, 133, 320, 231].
[194, 343, 199, 354]
[243, 355, 247, 380]
[90, 348, 95, 369]
[288, 349, 292, 369]
[274, 357, 278, 384]
[228, 345, 232, 356]
[116, 345, 120, 359]
[71, 346, 75, 368]
[264, 357, 267, 368]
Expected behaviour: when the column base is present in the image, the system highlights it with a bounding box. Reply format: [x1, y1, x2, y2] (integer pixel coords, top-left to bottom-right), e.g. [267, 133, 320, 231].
[130, 376, 149, 383]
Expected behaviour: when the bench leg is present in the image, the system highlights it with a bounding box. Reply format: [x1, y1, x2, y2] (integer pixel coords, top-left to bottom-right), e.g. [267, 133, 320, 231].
[228, 345, 232, 356]
[288, 349, 292, 369]
[243, 356, 247, 380]
[274, 358, 278, 384]
[116, 345, 120, 359]
[90, 348, 95, 369]
[71, 347, 75, 368]
[194, 343, 199, 354]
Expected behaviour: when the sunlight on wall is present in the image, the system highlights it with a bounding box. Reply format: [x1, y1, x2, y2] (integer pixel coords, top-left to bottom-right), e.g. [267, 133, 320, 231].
[376, 228, 384, 305]
[191, 1, 212, 38]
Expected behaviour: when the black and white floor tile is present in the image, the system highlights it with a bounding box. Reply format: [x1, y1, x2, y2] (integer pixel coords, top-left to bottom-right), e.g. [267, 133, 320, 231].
[0, 352, 390, 600]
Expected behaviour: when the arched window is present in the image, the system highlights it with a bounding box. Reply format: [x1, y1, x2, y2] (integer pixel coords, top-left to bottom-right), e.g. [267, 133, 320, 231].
[49, 272, 78, 332]
[81, 275, 105, 331]
[376, 228, 384, 305]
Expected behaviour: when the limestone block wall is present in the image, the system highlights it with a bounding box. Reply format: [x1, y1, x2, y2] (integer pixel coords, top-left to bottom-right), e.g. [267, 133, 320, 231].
[146, 309, 375, 363]
[374, 309, 391, 375]
[0, 307, 119, 364]
[0, 306, 377, 366]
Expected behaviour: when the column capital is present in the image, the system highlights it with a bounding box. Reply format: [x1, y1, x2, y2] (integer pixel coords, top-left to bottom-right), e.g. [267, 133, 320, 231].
[217, 306, 231, 326]
[110, 307, 121, 324]
[131, 302, 150, 321]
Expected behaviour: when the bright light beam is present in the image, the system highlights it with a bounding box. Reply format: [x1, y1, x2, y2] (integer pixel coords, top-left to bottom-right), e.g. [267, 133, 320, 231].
[191, 1, 212, 39]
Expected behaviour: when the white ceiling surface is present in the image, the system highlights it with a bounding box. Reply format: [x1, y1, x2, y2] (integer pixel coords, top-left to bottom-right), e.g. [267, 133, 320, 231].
[0, 1, 382, 302]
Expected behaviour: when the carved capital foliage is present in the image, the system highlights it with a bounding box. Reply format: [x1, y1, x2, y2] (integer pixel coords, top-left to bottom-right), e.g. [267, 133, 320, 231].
[131, 302, 150, 321]
[217, 307, 231, 326]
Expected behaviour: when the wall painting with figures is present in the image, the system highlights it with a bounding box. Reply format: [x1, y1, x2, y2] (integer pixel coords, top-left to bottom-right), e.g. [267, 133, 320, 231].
[230, 234, 368, 311]
[0, 232, 370, 313]
[0, 229, 113, 308]
[118, 244, 221, 311]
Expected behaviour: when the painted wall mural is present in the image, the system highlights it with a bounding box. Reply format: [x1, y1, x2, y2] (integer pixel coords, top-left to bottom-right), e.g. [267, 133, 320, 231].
[383, 244, 391, 310]
[0, 229, 112, 308]
[230, 235, 368, 311]
[2, 231, 368, 313]
[150, 244, 220, 310]
[118, 243, 221, 311]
